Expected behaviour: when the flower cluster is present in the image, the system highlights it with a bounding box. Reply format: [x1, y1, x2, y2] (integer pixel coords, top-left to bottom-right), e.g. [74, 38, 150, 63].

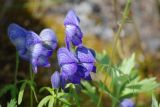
[8, 24, 57, 73]
[51, 10, 96, 89]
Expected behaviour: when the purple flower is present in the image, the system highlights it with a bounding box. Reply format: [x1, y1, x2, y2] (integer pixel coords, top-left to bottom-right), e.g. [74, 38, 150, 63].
[51, 71, 61, 89]
[39, 28, 57, 51]
[56, 47, 96, 89]
[8, 23, 57, 73]
[76, 46, 96, 80]
[57, 47, 80, 84]
[64, 10, 83, 49]
[8, 23, 29, 59]
[120, 99, 135, 107]
[56, 47, 85, 88]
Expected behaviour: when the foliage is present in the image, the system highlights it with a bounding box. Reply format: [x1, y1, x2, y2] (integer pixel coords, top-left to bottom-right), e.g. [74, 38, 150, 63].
[38, 87, 71, 107]
[7, 99, 17, 107]
[97, 52, 159, 106]
[17, 79, 38, 105]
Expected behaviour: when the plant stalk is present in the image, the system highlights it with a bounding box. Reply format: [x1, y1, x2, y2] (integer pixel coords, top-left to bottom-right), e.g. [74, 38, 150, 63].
[97, 0, 132, 107]
[30, 65, 33, 107]
[14, 52, 19, 85]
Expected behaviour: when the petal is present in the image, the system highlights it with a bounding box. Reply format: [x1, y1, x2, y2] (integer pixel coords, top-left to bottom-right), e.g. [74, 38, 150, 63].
[36, 55, 50, 67]
[60, 73, 67, 89]
[83, 74, 92, 81]
[57, 47, 78, 66]
[30, 43, 51, 73]
[89, 48, 96, 58]
[65, 34, 71, 50]
[25, 31, 41, 50]
[77, 64, 87, 78]
[18, 49, 30, 61]
[76, 46, 95, 63]
[92, 66, 96, 73]
[82, 63, 94, 73]
[61, 63, 78, 79]
[64, 10, 80, 26]
[7, 23, 27, 53]
[39, 28, 57, 50]
[65, 25, 83, 47]
[69, 74, 81, 84]
[51, 71, 61, 89]
[32, 65, 38, 74]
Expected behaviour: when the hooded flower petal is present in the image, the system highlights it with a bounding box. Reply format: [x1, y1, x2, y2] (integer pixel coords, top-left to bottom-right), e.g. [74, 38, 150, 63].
[39, 28, 57, 50]
[57, 47, 78, 66]
[65, 25, 83, 49]
[7, 23, 27, 54]
[64, 10, 80, 26]
[76, 46, 95, 63]
[61, 63, 78, 79]
[30, 43, 51, 73]
[25, 31, 41, 50]
[51, 71, 61, 89]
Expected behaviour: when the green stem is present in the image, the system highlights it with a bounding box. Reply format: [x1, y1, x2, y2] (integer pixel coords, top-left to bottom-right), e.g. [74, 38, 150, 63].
[74, 90, 80, 107]
[111, 0, 131, 59]
[97, 0, 132, 107]
[30, 65, 33, 107]
[14, 52, 19, 85]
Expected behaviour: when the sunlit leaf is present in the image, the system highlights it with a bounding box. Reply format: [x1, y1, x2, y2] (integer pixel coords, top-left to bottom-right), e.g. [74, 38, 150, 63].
[40, 87, 55, 95]
[152, 95, 159, 107]
[7, 99, 17, 107]
[38, 95, 52, 107]
[48, 97, 54, 107]
[30, 85, 38, 102]
[18, 82, 27, 105]
[59, 98, 71, 106]
[119, 53, 135, 74]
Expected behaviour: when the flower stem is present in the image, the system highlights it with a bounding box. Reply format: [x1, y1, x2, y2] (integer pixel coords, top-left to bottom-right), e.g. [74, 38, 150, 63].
[14, 52, 19, 85]
[30, 65, 33, 107]
[97, 0, 132, 107]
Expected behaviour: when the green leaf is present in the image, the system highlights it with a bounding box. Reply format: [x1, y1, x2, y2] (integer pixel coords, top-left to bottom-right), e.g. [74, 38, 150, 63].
[65, 83, 75, 89]
[119, 53, 135, 74]
[48, 97, 54, 107]
[18, 82, 27, 105]
[0, 84, 17, 98]
[7, 99, 17, 107]
[38, 95, 52, 107]
[152, 95, 159, 107]
[58, 98, 71, 106]
[40, 87, 54, 95]
[98, 81, 118, 101]
[138, 77, 159, 93]
[57, 92, 67, 98]
[120, 92, 137, 100]
[30, 85, 38, 102]
[97, 50, 110, 65]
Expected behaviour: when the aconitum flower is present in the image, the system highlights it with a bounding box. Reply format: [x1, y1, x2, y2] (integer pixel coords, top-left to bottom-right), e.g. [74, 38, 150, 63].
[120, 99, 135, 107]
[8, 23, 57, 73]
[51, 10, 96, 90]
[55, 47, 96, 89]
[64, 10, 83, 50]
